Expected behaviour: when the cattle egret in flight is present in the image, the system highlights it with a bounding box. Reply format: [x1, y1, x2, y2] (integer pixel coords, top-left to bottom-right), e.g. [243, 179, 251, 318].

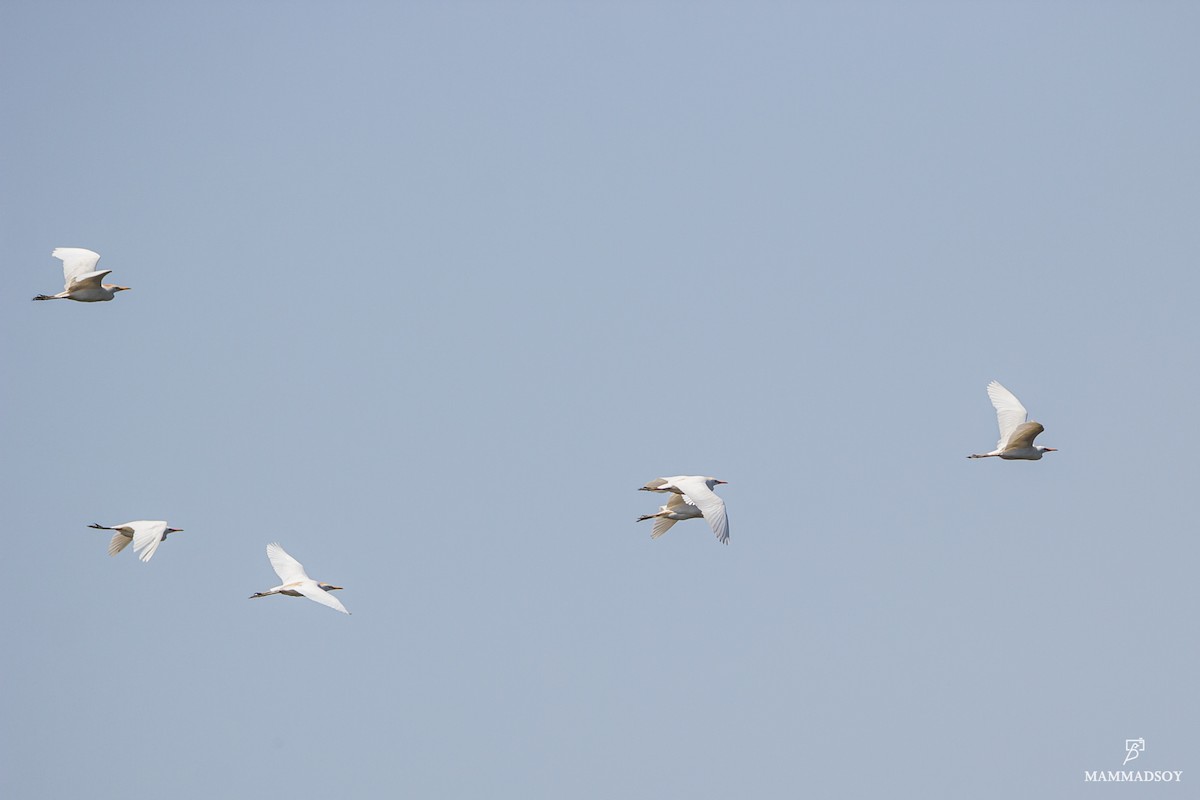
[638, 476, 730, 544]
[968, 380, 1058, 460]
[89, 521, 183, 563]
[637, 492, 704, 539]
[250, 543, 349, 615]
[34, 248, 130, 302]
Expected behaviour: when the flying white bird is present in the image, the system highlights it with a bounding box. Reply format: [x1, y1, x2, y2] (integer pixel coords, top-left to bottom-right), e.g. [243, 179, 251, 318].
[34, 247, 131, 302]
[250, 543, 349, 615]
[968, 380, 1058, 460]
[637, 492, 705, 539]
[88, 520, 183, 562]
[638, 475, 729, 543]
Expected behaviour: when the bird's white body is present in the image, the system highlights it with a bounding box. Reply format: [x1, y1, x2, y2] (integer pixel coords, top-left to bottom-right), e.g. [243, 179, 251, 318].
[89, 520, 182, 563]
[638, 475, 730, 544]
[34, 248, 130, 302]
[637, 492, 705, 539]
[250, 543, 349, 614]
[968, 381, 1057, 461]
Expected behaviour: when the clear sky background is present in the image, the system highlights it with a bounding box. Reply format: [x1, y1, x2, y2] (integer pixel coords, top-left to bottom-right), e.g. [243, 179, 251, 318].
[2, 2, 1197, 797]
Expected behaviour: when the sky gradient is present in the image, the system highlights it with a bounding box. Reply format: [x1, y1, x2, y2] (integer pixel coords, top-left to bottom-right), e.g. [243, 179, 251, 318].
[3, 2, 1198, 797]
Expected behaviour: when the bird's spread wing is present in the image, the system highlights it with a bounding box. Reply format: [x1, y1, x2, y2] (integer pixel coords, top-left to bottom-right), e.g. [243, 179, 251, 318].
[67, 269, 112, 290]
[666, 493, 691, 510]
[667, 477, 729, 544]
[131, 521, 168, 562]
[987, 381, 1029, 450]
[296, 583, 350, 614]
[651, 517, 679, 539]
[52, 248, 102, 287]
[649, 495, 701, 538]
[108, 532, 132, 556]
[267, 543, 310, 583]
[1005, 421, 1045, 450]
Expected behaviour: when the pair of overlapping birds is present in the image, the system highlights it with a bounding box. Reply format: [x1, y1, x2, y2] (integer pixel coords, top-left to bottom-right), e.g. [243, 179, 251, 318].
[39, 247, 1057, 609]
[633, 379, 1057, 546]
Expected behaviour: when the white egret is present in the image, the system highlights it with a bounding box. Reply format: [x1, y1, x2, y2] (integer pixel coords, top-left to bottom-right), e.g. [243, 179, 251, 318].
[638, 476, 730, 544]
[34, 247, 130, 302]
[88, 521, 183, 563]
[637, 492, 704, 539]
[249, 543, 349, 615]
[968, 380, 1058, 460]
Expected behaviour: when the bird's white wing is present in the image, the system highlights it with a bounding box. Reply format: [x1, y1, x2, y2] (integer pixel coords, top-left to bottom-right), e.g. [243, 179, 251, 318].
[649, 495, 701, 538]
[295, 583, 350, 615]
[668, 477, 729, 544]
[651, 517, 679, 539]
[130, 521, 168, 563]
[267, 543, 310, 583]
[52, 248, 102, 287]
[1005, 421, 1045, 451]
[666, 493, 692, 510]
[67, 269, 112, 290]
[987, 381, 1029, 450]
[108, 532, 133, 556]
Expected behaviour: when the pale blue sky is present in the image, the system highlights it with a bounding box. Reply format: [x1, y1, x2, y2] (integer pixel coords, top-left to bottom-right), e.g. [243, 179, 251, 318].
[3, 2, 1198, 797]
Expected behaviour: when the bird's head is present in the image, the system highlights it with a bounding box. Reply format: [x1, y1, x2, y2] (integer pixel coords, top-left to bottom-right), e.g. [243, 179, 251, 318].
[114, 285, 132, 293]
[164, 527, 184, 536]
[705, 478, 728, 489]
[320, 583, 344, 592]
[1038, 446, 1058, 454]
